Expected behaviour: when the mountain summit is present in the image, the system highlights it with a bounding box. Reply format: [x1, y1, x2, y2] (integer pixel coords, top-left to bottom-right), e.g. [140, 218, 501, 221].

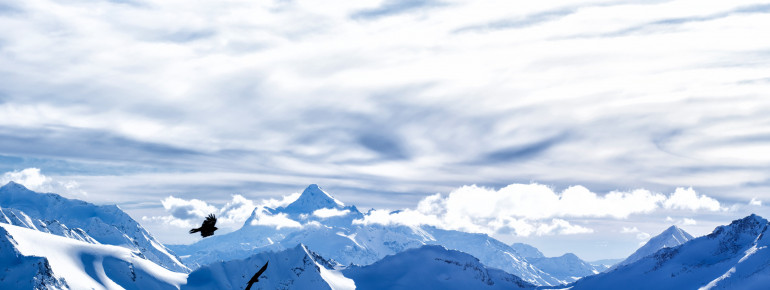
[611, 225, 693, 270]
[279, 184, 346, 214]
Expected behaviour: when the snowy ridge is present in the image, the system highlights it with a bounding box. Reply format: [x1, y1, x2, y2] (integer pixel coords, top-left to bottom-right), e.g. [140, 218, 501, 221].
[0, 222, 187, 290]
[173, 184, 563, 286]
[610, 225, 693, 270]
[343, 245, 536, 289]
[567, 214, 770, 290]
[0, 182, 189, 273]
[183, 244, 354, 290]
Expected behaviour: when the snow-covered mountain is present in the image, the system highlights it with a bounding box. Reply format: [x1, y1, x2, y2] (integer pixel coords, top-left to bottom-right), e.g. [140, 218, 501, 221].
[567, 214, 770, 290]
[610, 225, 693, 270]
[0, 222, 187, 290]
[183, 244, 355, 290]
[0, 181, 189, 273]
[527, 253, 601, 283]
[589, 258, 622, 271]
[510, 242, 602, 283]
[172, 184, 562, 285]
[343, 245, 535, 290]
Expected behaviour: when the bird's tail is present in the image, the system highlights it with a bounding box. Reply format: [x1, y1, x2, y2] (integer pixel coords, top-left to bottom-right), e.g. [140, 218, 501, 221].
[189, 228, 200, 234]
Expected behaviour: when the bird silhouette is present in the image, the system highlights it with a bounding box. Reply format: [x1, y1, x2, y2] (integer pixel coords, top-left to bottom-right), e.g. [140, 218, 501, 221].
[189, 214, 218, 237]
[245, 261, 268, 290]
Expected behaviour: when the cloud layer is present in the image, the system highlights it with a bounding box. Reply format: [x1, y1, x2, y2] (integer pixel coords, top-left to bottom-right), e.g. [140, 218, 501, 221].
[354, 184, 724, 236]
[0, 0, 768, 207]
[148, 182, 726, 239]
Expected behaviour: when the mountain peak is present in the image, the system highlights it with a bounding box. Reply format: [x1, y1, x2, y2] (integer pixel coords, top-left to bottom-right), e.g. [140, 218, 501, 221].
[612, 224, 694, 270]
[279, 184, 345, 214]
[707, 214, 767, 240]
[0, 181, 30, 192]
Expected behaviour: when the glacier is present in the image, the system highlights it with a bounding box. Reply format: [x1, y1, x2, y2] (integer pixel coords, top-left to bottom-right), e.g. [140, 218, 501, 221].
[0, 222, 187, 289]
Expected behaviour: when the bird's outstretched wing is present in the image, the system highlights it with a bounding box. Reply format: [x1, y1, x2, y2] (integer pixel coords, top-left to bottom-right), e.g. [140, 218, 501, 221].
[202, 214, 217, 228]
[245, 261, 268, 290]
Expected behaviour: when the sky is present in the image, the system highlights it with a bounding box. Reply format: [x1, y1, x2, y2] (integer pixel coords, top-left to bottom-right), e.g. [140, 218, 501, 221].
[0, 0, 769, 261]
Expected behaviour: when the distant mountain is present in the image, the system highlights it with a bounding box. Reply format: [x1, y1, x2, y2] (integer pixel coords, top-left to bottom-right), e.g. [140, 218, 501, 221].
[0, 222, 186, 289]
[183, 244, 354, 290]
[528, 253, 601, 283]
[343, 245, 536, 290]
[510, 242, 603, 283]
[172, 184, 563, 285]
[567, 214, 770, 290]
[0, 181, 189, 273]
[610, 225, 693, 270]
[589, 258, 622, 271]
[511, 243, 545, 259]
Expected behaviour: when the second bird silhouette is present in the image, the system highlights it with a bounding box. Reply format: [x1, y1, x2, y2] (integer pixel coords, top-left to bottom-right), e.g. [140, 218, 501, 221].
[245, 261, 268, 290]
[190, 214, 218, 237]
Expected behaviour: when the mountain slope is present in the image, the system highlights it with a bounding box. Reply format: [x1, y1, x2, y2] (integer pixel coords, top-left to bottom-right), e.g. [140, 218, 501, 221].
[183, 244, 354, 290]
[343, 245, 535, 290]
[173, 184, 562, 285]
[611, 225, 693, 270]
[0, 181, 189, 273]
[568, 214, 770, 290]
[0, 222, 187, 290]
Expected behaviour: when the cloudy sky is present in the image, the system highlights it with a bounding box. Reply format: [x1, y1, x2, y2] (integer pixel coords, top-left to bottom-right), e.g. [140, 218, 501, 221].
[1, 0, 769, 260]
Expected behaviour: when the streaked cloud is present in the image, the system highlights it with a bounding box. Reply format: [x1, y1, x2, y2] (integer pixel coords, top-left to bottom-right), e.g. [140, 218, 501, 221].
[0, 0, 768, 255]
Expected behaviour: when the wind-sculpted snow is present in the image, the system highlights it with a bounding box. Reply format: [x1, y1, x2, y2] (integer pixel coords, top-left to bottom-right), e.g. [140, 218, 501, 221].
[566, 214, 770, 290]
[173, 184, 563, 286]
[343, 245, 536, 290]
[0, 226, 68, 289]
[183, 244, 354, 290]
[0, 181, 189, 273]
[0, 222, 187, 290]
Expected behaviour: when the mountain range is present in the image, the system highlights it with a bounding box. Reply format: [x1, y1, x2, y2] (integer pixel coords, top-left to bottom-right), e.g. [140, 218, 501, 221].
[170, 184, 575, 286]
[2, 181, 768, 290]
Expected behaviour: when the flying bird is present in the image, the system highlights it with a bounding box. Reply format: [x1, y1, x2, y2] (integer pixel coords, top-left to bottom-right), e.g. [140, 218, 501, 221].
[245, 261, 269, 290]
[189, 214, 218, 237]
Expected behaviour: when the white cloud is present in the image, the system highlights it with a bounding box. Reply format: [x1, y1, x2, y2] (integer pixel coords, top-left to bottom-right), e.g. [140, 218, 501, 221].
[218, 194, 257, 224]
[536, 219, 594, 235]
[665, 216, 697, 226]
[662, 187, 723, 211]
[312, 208, 351, 218]
[248, 208, 303, 229]
[749, 198, 762, 206]
[354, 183, 723, 237]
[621, 226, 641, 234]
[620, 226, 650, 240]
[258, 192, 301, 209]
[161, 196, 218, 221]
[1, 168, 87, 197]
[424, 184, 721, 221]
[152, 192, 305, 229]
